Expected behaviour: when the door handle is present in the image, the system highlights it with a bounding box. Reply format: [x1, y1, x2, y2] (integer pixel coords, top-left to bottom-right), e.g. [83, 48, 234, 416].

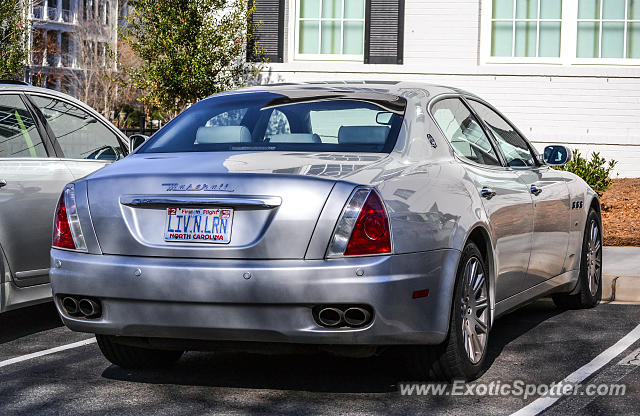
[530, 185, 542, 196]
[0, 179, 6, 189]
[480, 187, 496, 200]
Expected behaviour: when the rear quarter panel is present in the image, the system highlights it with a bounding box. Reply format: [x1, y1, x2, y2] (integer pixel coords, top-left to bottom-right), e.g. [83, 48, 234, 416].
[337, 157, 487, 255]
[331, 93, 488, 255]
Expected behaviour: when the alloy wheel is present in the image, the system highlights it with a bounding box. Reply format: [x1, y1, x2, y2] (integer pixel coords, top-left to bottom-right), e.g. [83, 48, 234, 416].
[460, 257, 489, 364]
[586, 219, 602, 297]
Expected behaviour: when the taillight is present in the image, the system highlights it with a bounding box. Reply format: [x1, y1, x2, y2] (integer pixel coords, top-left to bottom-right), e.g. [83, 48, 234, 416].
[326, 188, 392, 257]
[53, 184, 87, 251]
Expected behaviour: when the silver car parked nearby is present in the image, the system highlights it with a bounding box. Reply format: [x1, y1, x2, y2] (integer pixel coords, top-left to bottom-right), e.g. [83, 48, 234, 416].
[50, 82, 602, 381]
[0, 81, 129, 313]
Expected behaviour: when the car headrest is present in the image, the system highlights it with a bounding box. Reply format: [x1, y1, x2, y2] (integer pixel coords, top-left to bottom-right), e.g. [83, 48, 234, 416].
[338, 126, 390, 145]
[195, 126, 252, 144]
[267, 133, 322, 143]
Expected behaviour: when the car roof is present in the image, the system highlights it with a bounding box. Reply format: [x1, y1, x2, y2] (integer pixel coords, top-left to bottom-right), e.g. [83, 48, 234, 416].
[235, 81, 481, 102]
[0, 82, 90, 105]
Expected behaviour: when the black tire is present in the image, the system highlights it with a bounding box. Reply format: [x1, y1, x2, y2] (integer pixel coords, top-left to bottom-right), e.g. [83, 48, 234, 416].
[96, 335, 183, 369]
[553, 209, 602, 310]
[408, 242, 491, 381]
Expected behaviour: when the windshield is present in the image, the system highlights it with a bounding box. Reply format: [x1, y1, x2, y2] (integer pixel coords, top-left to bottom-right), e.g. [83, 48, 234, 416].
[138, 92, 405, 154]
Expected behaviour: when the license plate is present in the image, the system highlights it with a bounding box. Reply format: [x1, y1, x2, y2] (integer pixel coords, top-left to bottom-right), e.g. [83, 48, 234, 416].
[164, 207, 233, 244]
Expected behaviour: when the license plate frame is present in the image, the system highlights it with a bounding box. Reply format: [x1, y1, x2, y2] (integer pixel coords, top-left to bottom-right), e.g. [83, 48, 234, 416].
[164, 207, 233, 244]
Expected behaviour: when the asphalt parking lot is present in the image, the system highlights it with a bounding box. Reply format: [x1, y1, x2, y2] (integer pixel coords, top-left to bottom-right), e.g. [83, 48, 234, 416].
[1, 300, 639, 415]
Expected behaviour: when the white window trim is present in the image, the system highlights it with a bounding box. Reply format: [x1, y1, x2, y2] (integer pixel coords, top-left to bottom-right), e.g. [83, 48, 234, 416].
[291, 0, 365, 62]
[480, 0, 640, 66]
[576, 0, 640, 60]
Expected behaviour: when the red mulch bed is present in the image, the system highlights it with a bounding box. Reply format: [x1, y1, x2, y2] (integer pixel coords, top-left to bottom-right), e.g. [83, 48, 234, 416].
[601, 178, 640, 246]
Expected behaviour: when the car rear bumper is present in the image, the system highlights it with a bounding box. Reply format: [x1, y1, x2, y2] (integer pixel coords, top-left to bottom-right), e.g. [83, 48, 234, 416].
[50, 249, 460, 345]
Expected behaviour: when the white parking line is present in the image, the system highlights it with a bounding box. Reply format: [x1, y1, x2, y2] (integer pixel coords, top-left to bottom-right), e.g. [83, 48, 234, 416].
[511, 323, 640, 416]
[0, 338, 96, 369]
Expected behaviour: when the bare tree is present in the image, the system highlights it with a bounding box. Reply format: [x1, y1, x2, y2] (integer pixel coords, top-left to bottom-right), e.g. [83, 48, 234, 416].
[113, 38, 144, 110]
[28, 3, 120, 118]
[68, 15, 118, 117]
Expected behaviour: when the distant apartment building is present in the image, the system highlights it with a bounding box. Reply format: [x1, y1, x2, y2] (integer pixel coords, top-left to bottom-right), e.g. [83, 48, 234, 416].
[25, 0, 118, 93]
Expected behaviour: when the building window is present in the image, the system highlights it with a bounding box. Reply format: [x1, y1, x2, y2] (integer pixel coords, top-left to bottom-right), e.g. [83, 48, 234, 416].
[297, 0, 365, 57]
[491, 0, 563, 57]
[577, 0, 640, 58]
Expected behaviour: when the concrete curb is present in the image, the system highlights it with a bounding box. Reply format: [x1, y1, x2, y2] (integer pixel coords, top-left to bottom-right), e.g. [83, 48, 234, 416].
[602, 247, 640, 303]
[603, 275, 640, 303]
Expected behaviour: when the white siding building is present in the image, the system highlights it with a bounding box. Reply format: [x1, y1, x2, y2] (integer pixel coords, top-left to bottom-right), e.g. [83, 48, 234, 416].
[250, 0, 640, 177]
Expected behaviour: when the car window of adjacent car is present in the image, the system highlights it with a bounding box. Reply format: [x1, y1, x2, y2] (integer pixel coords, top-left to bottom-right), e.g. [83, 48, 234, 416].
[29, 95, 124, 161]
[0, 94, 48, 158]
[467, 100, 537, 168]
[431, 98, 501, 167]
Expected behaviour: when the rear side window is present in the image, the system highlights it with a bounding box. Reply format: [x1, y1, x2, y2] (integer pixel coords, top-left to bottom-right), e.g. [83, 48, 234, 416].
[0, 95, 48, 158]
[468, 100, 537, 167]
[139, 92, 405, 154]
[431, 98, 500, 166]
[30, 95, 125, 161]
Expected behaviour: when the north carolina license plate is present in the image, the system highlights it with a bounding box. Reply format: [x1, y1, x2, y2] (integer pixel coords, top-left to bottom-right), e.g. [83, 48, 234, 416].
[164, 207, 233, 244]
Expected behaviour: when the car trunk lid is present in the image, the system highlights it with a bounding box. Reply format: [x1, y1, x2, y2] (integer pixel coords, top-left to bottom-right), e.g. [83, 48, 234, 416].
[85, 152, 385, 259]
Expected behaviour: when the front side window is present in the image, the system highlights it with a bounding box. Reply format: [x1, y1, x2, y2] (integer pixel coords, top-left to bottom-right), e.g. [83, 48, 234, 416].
[0, 95, 48, 158]
[468, 100, 537, 167]
[491, 0, 563, 57]
[297, 0, 366, 56]
[139, 92, 405, 154]
[431, 98, 501, 166]
[30, 95, 125, 161]
[577, 0, 640, 58]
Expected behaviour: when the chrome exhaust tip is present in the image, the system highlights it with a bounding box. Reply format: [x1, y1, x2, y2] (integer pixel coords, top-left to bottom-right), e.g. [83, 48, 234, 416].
[317, 307, 344, 327]
[62, 297, 79, 315]
[343, 307, 371, 327]
[78, 298, 101, 318]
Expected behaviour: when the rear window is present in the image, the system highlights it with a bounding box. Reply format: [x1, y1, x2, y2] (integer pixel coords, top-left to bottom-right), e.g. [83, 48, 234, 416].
[139, 92, 405, 154]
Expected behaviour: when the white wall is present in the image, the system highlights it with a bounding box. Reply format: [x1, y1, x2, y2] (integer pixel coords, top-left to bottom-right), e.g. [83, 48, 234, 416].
[265, 0, 640, 178]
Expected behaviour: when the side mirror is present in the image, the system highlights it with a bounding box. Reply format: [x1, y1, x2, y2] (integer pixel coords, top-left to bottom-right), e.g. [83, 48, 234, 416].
[128, 134, 148, 153]
[543, 145, 572, 166]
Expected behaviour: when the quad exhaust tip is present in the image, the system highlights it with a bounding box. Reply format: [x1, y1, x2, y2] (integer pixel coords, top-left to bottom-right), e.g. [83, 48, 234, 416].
[343, 307, 371, 327]
[78, 298, 102, 319]
[60, 295, 102, 319]
[315, 305, 373, 328]
[317, 308, 344, 327]
[62, 297, 79, 315]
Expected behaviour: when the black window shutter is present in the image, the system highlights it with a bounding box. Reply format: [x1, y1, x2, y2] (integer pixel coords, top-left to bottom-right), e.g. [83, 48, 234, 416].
[364, 0, 405, 65]
[247, 0, 285, 63]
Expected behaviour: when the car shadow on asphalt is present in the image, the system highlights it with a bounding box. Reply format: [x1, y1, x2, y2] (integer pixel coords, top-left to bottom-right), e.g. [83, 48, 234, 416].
[101, 300, 564, 393]
[484, 299, 564, 370]
[0, 302, 63, 345]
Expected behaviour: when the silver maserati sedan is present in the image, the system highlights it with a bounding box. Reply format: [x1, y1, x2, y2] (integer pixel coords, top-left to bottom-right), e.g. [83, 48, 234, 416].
[50, 82, 602, 381]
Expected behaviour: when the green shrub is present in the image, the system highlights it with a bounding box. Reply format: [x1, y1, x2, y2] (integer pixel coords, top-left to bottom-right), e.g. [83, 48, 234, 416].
[554, 150, 617, 194]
